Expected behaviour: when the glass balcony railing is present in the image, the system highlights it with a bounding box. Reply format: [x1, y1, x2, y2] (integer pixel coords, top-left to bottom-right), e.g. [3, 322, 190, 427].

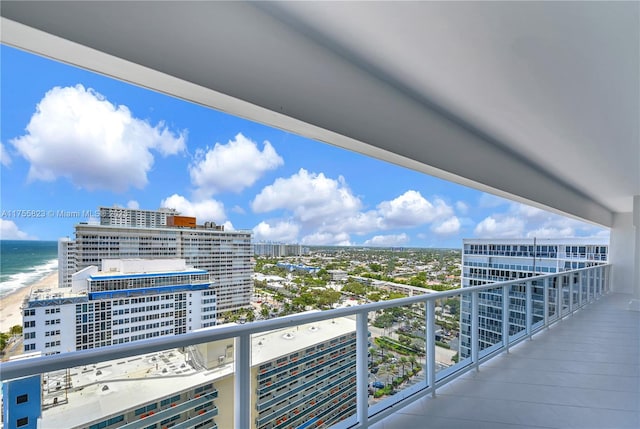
[1, 264, 610, 429]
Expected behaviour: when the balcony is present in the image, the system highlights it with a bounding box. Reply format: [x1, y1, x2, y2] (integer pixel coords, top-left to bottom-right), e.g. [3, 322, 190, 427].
[371, 291, 639, 429]
[4, 264, 637, 429]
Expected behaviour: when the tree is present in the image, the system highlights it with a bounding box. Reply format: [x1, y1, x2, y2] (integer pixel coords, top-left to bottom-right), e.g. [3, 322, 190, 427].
[260, 305, 270, 319]
[9, 325, 22, 335]
[369, 263, 383, 272]
[409, 354, 417, 370]
[399, 356, 409, 377]
[0, 332, 9, 352]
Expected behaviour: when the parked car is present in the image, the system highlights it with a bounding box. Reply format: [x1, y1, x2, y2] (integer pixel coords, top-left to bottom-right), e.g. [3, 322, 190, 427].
[372, 381, 385, 389]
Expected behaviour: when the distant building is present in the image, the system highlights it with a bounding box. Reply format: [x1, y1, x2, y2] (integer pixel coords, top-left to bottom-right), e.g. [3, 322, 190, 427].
[253, 242, 308, 257]
[22, 259, 216, 355]
[327, 269, 348, 282]
[276, 262, 320, 274]
[57, 237, 76, 288]
[58, 207, 252, 315]
[459, 238, 609, 358]
[98, 206, 177, 227]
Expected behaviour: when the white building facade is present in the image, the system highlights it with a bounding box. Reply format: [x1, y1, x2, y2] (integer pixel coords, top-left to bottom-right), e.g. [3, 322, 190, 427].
[98, 206, 177, 227]
[57, 237, 76, 289]
[459, 238, 609, 358]
[22, 259, 216, 355]
[253, 242, 308, 257]
[59, 207, 252, 314]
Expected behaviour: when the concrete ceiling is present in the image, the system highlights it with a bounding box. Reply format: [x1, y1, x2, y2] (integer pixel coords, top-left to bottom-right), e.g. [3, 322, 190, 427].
[2, 1, 638, 228]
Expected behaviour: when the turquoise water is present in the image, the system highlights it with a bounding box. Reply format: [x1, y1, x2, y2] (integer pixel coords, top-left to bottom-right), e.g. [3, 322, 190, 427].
[0, 240, 58, 297]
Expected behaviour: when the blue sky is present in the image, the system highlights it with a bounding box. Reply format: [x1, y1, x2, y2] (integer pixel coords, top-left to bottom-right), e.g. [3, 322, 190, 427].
[1, 45, 608, 247]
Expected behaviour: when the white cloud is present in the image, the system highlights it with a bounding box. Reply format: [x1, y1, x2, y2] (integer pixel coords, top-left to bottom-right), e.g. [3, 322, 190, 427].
[11, 85, 186, 192]
[232, 205, 246, 215]
[222, 221, 235, 231]
[252, 168, 361, 224]
[511, 203, 549, 221]
[363, 233, 409, 247]
[525, 227, 575, 238]
[160, 194, 226, 224]
[474, 216, 525, 238]
[253, 220, 300, 242]
[252, 171, 463, 245]
[431, 216, 461, 235]
[377, 191, 453, 228]
[190, 133, 283, 195]
[0, 220, 36, 240]
[127, 200, 140, 210]
[301, 231, 352, 246]
[474, 199, 608, 240]
[0, 143, 11, 166]
[455, 201, 468, 214]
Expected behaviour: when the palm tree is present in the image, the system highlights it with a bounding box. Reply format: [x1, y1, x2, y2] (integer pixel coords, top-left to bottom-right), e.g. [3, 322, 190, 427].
[399, 356, 409, 378]
[409, 354, 417, 371]
[260, 305, 270, 319]
[369, 347, 376, 366]
[379, 341, 387, 359]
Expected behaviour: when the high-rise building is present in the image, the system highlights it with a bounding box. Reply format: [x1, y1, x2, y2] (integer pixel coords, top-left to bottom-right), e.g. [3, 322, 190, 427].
[22, 259, 217, 355]
[98, 206, 177, 227]
[459, 238, 609, 358]
[58, 207, 252, 314]
[253, 242, 308, 257]
[10, 317, 356, 429]
[57, 237, 76, 288]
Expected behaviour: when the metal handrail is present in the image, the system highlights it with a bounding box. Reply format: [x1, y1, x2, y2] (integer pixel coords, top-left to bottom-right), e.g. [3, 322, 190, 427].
[0, 264, 610, 429]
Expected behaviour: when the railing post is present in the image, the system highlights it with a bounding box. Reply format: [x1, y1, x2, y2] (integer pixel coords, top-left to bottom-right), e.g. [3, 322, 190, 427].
[543, 277, 549, 329]
[426, 299, 436, 397]
[502, 285, 510, 352]
[356, 312, 369, 428]
[471, 291, 479, 371]
[234, 333, 251, 429]
[596, 267, 602, 297]
[586, 269, 592, 303]
[526, 281, 533, 340]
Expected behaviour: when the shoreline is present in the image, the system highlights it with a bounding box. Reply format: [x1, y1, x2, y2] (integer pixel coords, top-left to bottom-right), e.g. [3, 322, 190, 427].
[0, 270, 59, 332]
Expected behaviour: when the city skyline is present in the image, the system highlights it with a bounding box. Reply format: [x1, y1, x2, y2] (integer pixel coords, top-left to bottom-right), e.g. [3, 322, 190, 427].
[1, 45, 608, 247]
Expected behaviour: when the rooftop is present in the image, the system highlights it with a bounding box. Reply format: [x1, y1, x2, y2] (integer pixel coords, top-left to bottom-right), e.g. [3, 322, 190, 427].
[251, 315, 355, 366]
[40, 348, 232, 429]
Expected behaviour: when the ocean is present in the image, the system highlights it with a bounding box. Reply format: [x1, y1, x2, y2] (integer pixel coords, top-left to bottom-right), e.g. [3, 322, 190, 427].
[0, 240, 58, 297]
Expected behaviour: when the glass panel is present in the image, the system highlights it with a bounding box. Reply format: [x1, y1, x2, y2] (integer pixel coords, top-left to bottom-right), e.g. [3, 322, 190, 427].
[570, 272, 580, 308]
[508, 282, 527, 341]
[434, 292, 465, 380]
[5, 344, 225, 429]
[547, 276, 560, 321]
[478, 286, 505, 358]
[561, 275, 571, 316]
[255, 316, 357, 428]
[368, 302, 425, 410]
[531, 279, 544, 327]
[459, 291, 473, 361]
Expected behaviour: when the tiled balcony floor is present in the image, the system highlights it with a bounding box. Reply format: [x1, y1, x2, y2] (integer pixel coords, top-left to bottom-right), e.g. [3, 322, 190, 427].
[370, 293, 640, 429]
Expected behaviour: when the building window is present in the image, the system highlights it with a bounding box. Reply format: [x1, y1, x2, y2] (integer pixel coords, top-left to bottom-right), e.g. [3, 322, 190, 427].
[16, 394, 28, 404]
[17, 417, 29, 427]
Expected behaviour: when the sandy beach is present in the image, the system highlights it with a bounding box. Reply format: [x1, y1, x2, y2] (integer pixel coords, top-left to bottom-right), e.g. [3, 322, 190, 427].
[0, 270, 59, 333]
